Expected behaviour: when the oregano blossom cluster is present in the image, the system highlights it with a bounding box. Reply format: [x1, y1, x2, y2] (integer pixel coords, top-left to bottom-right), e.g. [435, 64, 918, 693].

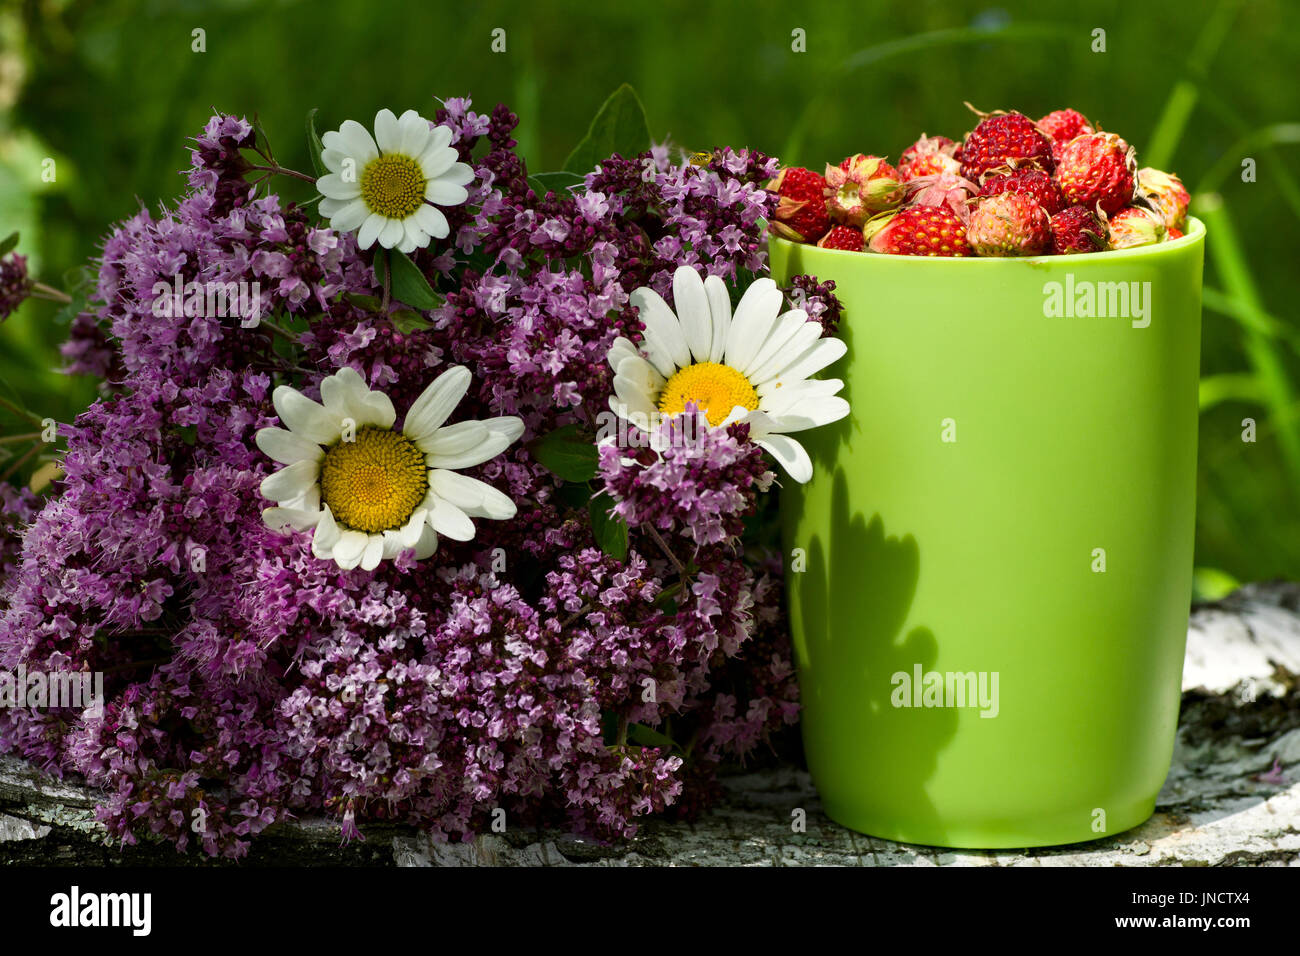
[0, 96, 843, 857]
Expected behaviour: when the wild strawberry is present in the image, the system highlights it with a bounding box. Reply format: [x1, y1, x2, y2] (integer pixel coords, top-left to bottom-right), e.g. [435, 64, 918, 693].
[966, 192, 1051, 256]
[817, 225, 866, 252]
[1036, 109, 1094, 160]
[899, 134, 960, 180]
[978, 167, 1065, 215]
[904, 171, 979, 221]
[1049, 205, 1108, 254]
[1054, 132, 1135, 214]
[824, 154, 904, 225]
[766, 166, 831, 243]
[1107, 206, 1165, 249]
[958, 109, 1055, 181]
[864, 205, 970, 257]
[1136, 167, 1190, 231]
[1166, 225, 1185, 240]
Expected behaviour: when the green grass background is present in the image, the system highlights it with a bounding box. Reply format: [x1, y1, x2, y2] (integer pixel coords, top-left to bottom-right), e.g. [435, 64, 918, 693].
[0, 0, 1297, 593]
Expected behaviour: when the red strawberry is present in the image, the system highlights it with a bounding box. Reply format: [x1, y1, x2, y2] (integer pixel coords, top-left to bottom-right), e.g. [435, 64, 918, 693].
[978, 168, 1065, 215]
[865, 205, 970, 257]
[901, 153, 961, 180]
[1107, 206, 1165, 249]
[1166, 225, 1185, 240]
[1037, 109, 1094, 160]
[1054, 132, 1136, 214]
[966, 193, 1051, 256]
[825, 154, 904, 225]
[1049, 204, 1108, 254]
[958, 109, 1055, 181]
[766, 166, 831, 243]
[1136, 167, 1190, 231]
[817, 225, 865, 252]
[899, 134, 960, 180]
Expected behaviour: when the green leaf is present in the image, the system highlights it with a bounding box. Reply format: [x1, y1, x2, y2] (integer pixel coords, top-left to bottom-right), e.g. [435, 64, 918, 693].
[372, 248, 389, 290]
[627, 723, 676, 751]
[528, 424, 599, 482]
[306, 108, 327, 178]
[0, 232, 18, 257]
[528, 171, 584, 196]
[563, 84, 652, 174]
[389, 251, 440, 311]
[252, 112, 274, 161]
[588, 491, 629, 561]
[390, 309, 433, 334]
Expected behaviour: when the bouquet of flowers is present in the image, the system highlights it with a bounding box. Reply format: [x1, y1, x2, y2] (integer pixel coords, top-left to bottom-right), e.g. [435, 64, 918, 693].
[0, 89, 850, 856]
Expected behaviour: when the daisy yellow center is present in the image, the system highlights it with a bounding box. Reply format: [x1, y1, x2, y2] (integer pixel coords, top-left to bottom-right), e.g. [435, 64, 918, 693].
[319, 427, 428, 534]
[360, 154, 426, 220]
[658, 362, 759, 427]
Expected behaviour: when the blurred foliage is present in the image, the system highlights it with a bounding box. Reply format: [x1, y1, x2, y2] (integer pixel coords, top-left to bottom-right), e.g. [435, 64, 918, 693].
[0, 0, 1297, 588]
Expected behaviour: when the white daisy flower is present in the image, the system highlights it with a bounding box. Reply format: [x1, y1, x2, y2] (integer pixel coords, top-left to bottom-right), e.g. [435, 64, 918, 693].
[316, 108, 475, 254]
[256, 366, 523, 571]
[607, 265, 849, 483]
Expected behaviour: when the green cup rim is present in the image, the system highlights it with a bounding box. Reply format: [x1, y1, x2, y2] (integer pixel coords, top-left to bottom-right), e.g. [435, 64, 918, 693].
[772, 215, 1205, 264]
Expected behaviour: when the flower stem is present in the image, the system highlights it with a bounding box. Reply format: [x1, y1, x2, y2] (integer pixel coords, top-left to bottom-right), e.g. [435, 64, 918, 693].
[645, 525, 685, 576]
[0, 439, 45, 483]
[29, 282, 72, 304]
[248, 163, 318, 185]
[0, 394, 43, 427]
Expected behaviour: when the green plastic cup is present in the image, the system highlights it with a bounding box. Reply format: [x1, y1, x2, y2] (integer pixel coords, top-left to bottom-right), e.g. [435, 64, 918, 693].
[770, 219, 1205, 848]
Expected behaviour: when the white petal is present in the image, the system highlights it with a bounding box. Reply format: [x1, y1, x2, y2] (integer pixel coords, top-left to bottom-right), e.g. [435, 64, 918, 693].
[746, 315, 820, 384]
[373, 108, 402, 153]
[425, 180, 469, 207]
[332, 530, 370, 570]
[412, 522, 439, 559]
[607, 335, 640, 371]
[312, 505, 342, 558]
[756, 435, 814, 483]
[378, 218, 405, 249]
[273, 386, 340, 444]
[765, 338, 849, 387]
[403, 365, 472, 442]
[317, 173, 360, 201]
[325, 198, 368, 233]
[357, 213, 385, 250]
[613, 373, 658, 420]
[763, 396, 851, 433]
[398, 109, 433, 157]
[672, 267, 713, 364]
[359, 534, 385, 571]
[414, 419, 488, 458]
[260, 459, 319, 503]
[759, 377, 845, 415]
[439, 163, 475, 188]
[704, 275, 733, 363]
[415, 203, 449, 239]
[630, 286, 691, 370]
[616, 354, 665, 393]
[419, 145, 459, 180]
[724, 279, 784, 373]
[262, 506, 321, 532]
[429, 470, 517, 520]
[401, 221, 430, 253]
[428, 497, 475, 541]
[320, 367, 397, 430]
[335, 120, 379, 165]
[255, 427, 323, 465]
